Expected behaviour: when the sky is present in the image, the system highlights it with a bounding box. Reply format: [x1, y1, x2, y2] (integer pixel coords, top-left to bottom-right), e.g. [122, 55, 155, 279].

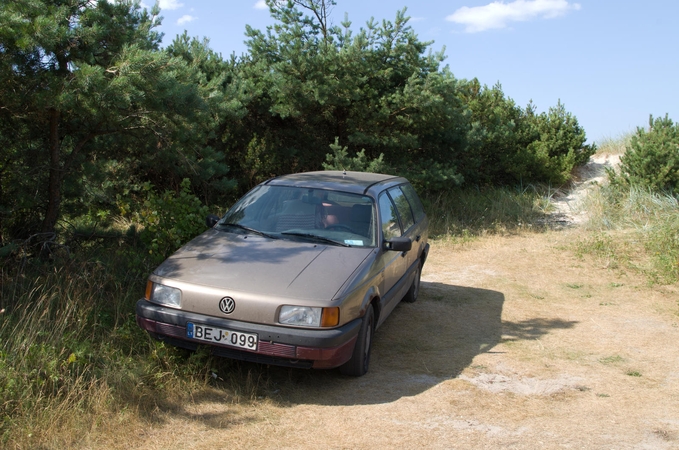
[147, 0, 678, 145]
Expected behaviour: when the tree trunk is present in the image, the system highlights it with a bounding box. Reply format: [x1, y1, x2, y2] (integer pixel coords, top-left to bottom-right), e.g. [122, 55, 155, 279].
[42, 108, 61, 233]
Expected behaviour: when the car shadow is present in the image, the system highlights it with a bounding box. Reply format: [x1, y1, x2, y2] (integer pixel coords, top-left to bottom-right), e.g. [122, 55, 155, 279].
[148, 279, 579, 428]
[237, 280, 577, 407]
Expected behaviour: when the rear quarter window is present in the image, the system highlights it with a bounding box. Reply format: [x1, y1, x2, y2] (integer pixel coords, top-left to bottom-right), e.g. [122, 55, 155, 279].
[400, 183, 425, 222]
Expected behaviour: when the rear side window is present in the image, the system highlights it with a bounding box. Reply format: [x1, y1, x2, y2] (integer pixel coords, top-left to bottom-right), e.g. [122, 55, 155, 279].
[388, 187, 414, 232]
[400, 183, 425, 222]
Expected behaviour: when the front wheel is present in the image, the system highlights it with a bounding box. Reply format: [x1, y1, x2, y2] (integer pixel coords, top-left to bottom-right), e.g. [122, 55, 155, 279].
[340, 305, 374, 377]
[402, 262, 421, 303]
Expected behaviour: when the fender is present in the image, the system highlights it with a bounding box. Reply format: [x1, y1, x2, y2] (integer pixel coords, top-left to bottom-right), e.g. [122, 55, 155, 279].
[359, 285, 382, 328]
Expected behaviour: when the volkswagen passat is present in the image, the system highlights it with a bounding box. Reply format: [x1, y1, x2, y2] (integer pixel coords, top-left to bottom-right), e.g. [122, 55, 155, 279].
[136, 171, 429, 376]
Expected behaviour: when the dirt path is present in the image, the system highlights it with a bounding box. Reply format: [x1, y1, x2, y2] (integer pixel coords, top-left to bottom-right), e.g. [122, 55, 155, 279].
[116, 227, 679, 450]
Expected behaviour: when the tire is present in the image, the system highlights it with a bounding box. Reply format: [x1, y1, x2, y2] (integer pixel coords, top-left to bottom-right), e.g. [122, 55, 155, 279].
[339, 304, 374, 377]
[402, 262, 421, 303]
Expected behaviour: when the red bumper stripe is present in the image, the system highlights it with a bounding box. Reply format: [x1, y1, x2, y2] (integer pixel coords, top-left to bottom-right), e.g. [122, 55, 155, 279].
[136, 315, 353, 365]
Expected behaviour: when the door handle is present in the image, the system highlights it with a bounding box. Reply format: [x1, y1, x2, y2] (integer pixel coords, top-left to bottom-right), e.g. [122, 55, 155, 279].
[415, 235, 421, 242]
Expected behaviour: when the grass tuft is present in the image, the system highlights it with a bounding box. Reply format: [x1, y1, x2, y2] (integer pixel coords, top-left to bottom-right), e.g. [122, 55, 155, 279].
[579, 184, 679, 284]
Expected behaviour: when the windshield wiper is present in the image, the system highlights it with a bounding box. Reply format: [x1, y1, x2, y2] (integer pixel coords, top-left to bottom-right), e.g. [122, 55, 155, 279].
[218, 222, 278, 239]
[281, 231, 350, 247]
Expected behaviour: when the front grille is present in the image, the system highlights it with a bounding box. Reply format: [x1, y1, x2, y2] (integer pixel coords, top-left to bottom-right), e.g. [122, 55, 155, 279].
[258, 341, 296, 358]
[211, 345, 313, 368]
[155, 321, 186, 338]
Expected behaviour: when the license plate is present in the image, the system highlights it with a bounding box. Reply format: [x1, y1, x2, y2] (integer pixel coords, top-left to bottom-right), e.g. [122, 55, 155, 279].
[186, 322, 258, 350]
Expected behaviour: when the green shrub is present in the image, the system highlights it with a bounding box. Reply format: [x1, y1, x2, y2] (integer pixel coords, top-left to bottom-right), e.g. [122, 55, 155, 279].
[461, 82, 596, 186]
[522, 101, 597, 185]
[610, 114, 679, 193]
[136, 179, 210, 262]
[322, 138, 390, 173]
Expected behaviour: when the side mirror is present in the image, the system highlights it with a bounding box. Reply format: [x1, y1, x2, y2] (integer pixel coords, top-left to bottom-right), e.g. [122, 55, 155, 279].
[383, 236, 412, 252]
[205, 214, 220, 229]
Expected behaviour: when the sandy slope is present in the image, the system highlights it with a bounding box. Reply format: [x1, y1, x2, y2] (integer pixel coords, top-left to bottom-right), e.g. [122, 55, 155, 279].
[551, 153, 621, 225]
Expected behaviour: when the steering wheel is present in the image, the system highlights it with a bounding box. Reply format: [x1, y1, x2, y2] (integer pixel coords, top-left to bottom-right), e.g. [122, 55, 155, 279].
[325, 224, 357, 233]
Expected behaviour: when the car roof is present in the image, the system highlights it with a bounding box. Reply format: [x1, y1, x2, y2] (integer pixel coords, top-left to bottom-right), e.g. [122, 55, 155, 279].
[263, 171, 407, 196]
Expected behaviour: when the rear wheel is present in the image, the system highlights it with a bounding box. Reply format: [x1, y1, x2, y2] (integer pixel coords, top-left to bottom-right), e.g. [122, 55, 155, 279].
[402, 262, 421, 303]
[339, 305, 374, 377]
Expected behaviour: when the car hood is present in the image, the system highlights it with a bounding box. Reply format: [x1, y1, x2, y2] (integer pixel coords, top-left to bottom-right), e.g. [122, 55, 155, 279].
[152, 230, 374, 301]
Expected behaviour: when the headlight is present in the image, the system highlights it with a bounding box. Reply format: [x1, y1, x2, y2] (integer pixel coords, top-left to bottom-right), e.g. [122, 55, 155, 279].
[146, 282, 181, 308]
[279, 306, 339, 327]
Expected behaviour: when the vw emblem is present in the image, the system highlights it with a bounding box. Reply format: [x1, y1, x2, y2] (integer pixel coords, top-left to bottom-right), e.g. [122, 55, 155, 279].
[219, 297, 235, 314]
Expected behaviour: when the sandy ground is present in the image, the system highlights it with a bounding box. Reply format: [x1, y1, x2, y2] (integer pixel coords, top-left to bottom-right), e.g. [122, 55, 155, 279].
[117, 229, 679, 450]
[551, 153, 621, 225]
[109, 156, 679, 450]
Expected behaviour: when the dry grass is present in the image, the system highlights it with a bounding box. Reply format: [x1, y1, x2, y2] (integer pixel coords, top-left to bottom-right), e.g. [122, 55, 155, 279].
[595, 132, 633, 156]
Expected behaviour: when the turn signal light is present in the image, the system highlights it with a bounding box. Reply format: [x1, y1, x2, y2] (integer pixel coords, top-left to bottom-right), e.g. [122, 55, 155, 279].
[321, 307, 340, 327]
[145, 280, 153, 300]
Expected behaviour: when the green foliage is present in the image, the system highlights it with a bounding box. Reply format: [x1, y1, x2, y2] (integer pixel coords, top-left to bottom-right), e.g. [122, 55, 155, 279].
[236, 3, 467, 190]
[0, 0, 236, 242]
[136, 179, 209, 262]
[322, 138, 389, 173]
[462, 81, 595, 186]
[525, 101, 597, 185]
[609, 115, 679, 194]
[405, 160, 464, 193]
[1, 0, 595, 245]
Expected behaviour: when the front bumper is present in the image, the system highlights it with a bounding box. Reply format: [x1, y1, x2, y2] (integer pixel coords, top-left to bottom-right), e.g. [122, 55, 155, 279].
[136, 300, 361, 369]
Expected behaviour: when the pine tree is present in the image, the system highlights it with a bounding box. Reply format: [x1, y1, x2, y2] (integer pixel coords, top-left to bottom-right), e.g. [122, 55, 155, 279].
[0, 0, 209, 237]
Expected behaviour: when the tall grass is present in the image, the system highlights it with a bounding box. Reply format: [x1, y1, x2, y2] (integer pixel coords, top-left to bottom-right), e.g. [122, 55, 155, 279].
[595, 132, 633, 155]
[0, 250, 198, 448]
[576, 134, 679, 284]
[1, 258, 131, 447]
[582, 184, 679, 283]
[0, 240, 284, 448]
[423, 185, 554, 238]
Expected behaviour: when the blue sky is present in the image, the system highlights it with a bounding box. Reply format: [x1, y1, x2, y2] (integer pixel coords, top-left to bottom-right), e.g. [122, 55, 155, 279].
[149, 0, 678, 145]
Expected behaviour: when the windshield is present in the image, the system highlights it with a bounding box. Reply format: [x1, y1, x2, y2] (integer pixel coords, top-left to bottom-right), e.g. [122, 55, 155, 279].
[218, 185, 376, 248]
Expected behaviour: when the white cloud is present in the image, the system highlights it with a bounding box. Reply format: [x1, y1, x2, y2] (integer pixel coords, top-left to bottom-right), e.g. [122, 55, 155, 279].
[254, 0, 267, 10]
[159, 0, 184, 11]
[177, 14, 196, 25]
[446, 0, 580, 33]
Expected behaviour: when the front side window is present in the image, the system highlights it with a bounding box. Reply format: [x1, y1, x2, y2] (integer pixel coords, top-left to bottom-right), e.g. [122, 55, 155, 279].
[388, 186, 415, 232]
[378, 192, 402, 240]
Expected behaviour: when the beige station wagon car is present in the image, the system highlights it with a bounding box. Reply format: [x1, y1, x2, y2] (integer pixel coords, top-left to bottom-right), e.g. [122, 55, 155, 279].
[136, 171, 429, 376]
